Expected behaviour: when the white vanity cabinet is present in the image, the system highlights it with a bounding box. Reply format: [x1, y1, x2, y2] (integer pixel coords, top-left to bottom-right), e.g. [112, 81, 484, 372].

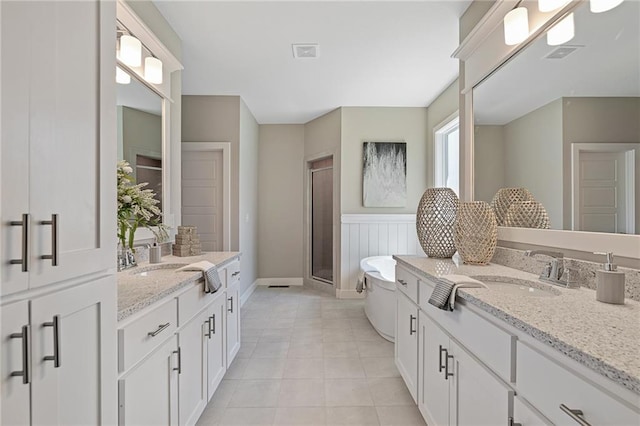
[418, 311, 513, 426]
[1, 0, 116, 296]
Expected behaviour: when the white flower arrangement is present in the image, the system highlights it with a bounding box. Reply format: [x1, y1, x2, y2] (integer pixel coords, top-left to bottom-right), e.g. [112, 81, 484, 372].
[117, 160, 168, 250]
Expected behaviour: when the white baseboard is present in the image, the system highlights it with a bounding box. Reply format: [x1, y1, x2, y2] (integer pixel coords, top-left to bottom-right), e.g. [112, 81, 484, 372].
[240, 281, 257, 307]
[255, 277, 303, 287]
[336, 289, 365, 299]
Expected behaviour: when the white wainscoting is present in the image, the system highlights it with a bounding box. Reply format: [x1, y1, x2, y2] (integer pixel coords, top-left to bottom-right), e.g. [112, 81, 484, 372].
[340, 214, 425, 297]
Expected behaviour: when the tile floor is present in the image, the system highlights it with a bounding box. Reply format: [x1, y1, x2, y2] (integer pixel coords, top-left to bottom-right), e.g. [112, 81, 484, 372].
[196, 285, 427, 426]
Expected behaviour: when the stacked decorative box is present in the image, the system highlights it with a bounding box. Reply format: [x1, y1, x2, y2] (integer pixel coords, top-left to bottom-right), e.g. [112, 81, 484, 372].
[173, 225, 202, 256]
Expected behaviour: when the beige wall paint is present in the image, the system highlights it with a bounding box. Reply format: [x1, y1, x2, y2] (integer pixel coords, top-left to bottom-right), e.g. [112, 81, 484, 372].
[504, 99, 563, 228]
[239, 99, 260, 295]
[562, 97, 640, 229]
[182, 95, 241, 250]
[341, 107, 428, 214]
[258, 125, 305, 278]
[474, 125, 505, 203]
[426, 80, 459, 189]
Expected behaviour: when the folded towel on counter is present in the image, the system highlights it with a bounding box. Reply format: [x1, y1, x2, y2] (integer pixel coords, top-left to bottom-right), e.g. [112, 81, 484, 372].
[428, 275, 487, 311]
[176, 261, 222, 294]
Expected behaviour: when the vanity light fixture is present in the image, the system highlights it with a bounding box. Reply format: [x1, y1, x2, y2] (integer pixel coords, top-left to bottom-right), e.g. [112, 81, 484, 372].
[116, 66, 131, 85]
[119, 35, 142, 67]
[547, 12, 575, 45]
[538, 0, 571, 12]
[504, 7, 530, 45]
[590, 0, 624, 13]
[144, 57, 163, 84]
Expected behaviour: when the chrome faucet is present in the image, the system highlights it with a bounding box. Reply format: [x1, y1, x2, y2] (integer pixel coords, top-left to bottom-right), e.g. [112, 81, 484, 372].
[525, 250, 578, 288]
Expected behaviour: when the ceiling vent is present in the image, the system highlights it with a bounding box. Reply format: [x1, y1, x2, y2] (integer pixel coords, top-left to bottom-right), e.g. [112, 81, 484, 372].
[292, 44, 319, 59]
[544, 45, 582, 59]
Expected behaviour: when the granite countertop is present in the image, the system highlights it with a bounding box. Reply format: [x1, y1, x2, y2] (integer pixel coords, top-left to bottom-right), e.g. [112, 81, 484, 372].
[394, 255, 640, 395]
[117, 252, 240, 322]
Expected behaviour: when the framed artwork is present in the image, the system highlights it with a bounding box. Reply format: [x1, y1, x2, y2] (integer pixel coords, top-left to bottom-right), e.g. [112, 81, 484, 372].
[363, 141, 407, 207]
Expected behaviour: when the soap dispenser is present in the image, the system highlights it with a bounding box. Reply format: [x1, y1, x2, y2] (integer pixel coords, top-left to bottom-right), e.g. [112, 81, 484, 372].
[594, 252, 625, 304]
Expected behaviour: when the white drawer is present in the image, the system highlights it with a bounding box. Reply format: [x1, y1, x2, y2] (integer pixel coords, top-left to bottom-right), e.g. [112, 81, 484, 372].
[517, 341, 640, 426]
[177, 282, 222, 326]
[421, 292, 516, 383]
[396, 266, 419, 304]
[118, 298, 177, 373]
[225, 260, 240, 288]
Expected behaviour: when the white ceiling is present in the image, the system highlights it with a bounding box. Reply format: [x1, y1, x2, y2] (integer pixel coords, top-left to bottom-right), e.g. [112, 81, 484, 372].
[473, 0, 640, 125]
[153, 1, 471, 124]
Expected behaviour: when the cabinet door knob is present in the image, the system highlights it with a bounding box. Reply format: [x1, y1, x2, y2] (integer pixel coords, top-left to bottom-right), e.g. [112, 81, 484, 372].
[508, 417, 522, 426]
[409, 315, 416, 335]
[10, 324, 31, 384]
[444, 352, 454, 380]
[559, 404, 591, 426]
[398, 279, 408, 286]
[40, 214, 59, 266]
[9, 214, 30, 272]
[173, 347, 182, 374]
[228, 297, 234, 313]
[438, 345, 446, 373]
[205, 318, 212, 339]
[210, 314, 216, 335]
[43, 315, 61, 368]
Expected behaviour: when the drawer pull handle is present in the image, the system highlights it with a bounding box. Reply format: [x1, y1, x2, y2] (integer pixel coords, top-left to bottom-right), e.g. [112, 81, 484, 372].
[438, 345, 446, 373]
[148, 323, 170, 337]
[228, 296, 234, 313]
[10, 324, 31, 384]
[210, 314, 216, 335]
[444, 352, 454, 380]
[409, 315, 416, 335]
[9, 214, 30, 272]
[173, 347, 182, 374]
[205, 318, 212, 339]
[398, 279, 408, 286]
[560, 404, 591, 426]
[43, 315, 61, 368]
[40, 214, 59, 266]
[232, 271, 240, 277]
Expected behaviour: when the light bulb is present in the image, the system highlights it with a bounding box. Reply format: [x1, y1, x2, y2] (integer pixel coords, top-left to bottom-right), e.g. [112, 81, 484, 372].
[504, 7, 529, 46]
[116, 66, 130, 84]
[547, 13, 575, 45]
[120, 35, 142, 67]
[590, 0, 624, 13]
[144, 57, 163, 84]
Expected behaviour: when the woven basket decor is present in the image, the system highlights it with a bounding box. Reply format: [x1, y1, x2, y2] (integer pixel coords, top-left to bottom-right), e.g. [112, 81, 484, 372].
[490, 187, 534, 226]
[504, 201, 551, 229]
[416, 188, 459, 258]
[454, 201, 497, 265]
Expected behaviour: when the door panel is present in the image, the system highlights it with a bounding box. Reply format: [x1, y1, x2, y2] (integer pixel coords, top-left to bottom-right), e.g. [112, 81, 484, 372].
[226, 284, 241, 366]
[207, 296, 227, 400]
[419, 312, 450, 426]
[395, 291, 418, 402]
[178, 310, 208, 426]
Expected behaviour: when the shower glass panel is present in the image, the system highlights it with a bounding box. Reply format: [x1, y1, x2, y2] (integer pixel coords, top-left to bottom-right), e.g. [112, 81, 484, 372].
[311, 158, 333, 284]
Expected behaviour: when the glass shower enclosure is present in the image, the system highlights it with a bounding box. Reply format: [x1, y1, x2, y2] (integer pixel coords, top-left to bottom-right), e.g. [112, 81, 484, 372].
[310, 158, 333, 284]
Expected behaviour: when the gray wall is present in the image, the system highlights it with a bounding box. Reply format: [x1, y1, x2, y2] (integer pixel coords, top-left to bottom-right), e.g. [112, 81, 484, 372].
[474, 124, 505, 203]
[504, 99, 563, 228]
[258, 125, 305, 278]
[121, 106, 162, 168]
[341, 107, 428, 213]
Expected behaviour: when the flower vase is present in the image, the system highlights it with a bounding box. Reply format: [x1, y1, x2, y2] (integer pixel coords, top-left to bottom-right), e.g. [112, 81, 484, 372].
[117, 244, 137, 271]
[454, 201, 497, 265]
[416, 187, 459, 258]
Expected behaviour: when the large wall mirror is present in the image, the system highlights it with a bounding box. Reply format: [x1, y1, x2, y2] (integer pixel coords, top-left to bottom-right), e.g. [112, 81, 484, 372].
[473, 0, 639, 235]
[117, 70, 164, 216]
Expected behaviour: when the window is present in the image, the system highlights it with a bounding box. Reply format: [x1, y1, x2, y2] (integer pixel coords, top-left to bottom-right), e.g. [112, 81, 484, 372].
[434, 114, 460, 196]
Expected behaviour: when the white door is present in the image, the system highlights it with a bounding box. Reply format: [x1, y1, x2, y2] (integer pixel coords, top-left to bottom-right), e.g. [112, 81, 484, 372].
[226, 282, 241, 367]
[1, 301, 31, 425]
[395, 291, 418, 402]
[207, 295, 227, 400]
[419, 312, 451, 426]
[30, 277, 117, 425]
[182, 150, 224, 251]
[178, 309, 208, 426]
[118, 336, 179, 426]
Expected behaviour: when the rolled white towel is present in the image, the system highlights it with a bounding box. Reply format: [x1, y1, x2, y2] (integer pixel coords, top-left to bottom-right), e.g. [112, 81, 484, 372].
[177, 261, 222, 293]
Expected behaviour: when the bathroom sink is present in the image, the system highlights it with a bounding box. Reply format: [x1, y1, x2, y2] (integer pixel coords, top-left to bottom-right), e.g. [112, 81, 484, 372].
[473, 276, 561, 297]
[130, 263, 188, 277]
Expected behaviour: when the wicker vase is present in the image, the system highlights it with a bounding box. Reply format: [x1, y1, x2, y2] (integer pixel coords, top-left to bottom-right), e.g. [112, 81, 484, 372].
[416, 188, 459, 258]
[504, 201, 551, 229]
[454, 201, 497, 265]
[490, 187, 534, 226]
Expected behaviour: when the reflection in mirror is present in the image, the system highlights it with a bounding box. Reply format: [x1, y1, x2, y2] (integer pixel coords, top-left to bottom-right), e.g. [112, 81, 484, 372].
[116, 71, 163, 213]
[473, 1, 639, 235]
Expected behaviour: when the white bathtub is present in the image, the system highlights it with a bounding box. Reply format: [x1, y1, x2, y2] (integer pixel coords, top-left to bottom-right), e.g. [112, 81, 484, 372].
[360, 256, 396, 342]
